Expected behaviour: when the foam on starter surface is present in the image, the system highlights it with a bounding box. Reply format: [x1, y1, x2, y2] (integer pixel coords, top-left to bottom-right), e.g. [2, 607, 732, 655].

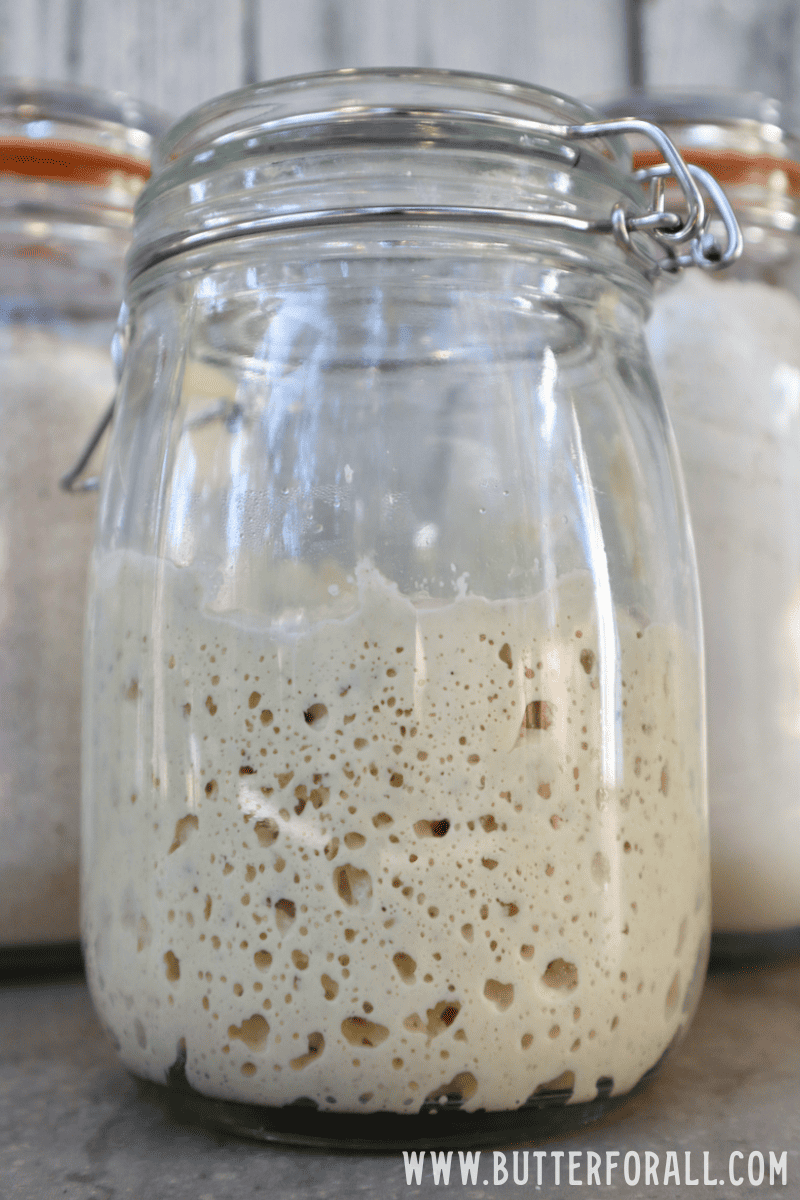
[82, 551, 708, 1114]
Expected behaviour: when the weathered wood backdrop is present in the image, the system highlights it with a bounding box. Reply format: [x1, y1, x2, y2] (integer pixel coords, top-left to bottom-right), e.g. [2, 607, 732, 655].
[0, 0, 797, 124]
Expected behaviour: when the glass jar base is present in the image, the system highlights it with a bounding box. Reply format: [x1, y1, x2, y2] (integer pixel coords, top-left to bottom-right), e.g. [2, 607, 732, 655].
[711, 927, 800, 966]
[132, 1062, 655, 1150]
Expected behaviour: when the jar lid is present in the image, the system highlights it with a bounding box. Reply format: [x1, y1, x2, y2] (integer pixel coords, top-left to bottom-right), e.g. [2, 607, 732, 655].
[0, 80, 169, 224]
[129, 68, 739, 283]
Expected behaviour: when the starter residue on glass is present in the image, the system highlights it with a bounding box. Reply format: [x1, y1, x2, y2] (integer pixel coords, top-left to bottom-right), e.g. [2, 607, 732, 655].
[83, 551, 708, 1113]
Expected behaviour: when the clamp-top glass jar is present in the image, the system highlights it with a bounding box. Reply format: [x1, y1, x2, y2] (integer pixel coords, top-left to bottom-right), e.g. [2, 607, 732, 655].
[0, 82, 164, 964]
[603, 93, 800, 960]
[81, 70, 735, 1146]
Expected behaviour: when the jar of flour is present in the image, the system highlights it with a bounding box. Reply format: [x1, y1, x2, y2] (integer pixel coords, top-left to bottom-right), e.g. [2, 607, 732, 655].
[605, 93, 800, 958]
[0, 82, 164, 964]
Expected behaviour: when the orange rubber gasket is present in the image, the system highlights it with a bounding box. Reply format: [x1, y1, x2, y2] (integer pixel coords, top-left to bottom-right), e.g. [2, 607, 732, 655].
[632, 147, 800, 196]
[0, 138, 150, 185]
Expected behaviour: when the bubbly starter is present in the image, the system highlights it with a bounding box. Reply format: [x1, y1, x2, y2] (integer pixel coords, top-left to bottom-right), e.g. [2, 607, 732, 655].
[83, 552, 708, 1114]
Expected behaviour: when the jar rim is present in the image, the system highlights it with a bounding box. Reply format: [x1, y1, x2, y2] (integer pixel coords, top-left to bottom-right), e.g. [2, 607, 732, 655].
[155, 67, 618, 173]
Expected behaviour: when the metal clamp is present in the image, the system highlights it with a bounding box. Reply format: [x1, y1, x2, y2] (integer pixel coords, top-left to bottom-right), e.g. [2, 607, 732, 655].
[630, 160, 743, 272]
[565, 118, 742, 276]
[127, 112, 742, 283]
[59, 303, 127, 494]
[569, 117, 707, 247]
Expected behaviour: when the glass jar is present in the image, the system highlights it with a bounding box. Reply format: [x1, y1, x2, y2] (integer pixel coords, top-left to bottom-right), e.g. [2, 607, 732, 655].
[0, 82, 165, 966]
[603, 93, 800, 961]
[81, 70, 725, 1146]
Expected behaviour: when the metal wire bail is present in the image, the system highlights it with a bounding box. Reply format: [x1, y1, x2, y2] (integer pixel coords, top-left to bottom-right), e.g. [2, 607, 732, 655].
[563, 117, 743, 277]
[633, 160, 744, 271]
[59, 302, 127, 494]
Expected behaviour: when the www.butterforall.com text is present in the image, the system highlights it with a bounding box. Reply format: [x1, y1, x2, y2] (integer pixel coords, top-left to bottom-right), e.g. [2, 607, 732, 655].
[402, 1148, 788, 1188]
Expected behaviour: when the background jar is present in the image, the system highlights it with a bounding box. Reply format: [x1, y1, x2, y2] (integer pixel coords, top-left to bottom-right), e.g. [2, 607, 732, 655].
[82, 70, 714, 1146]
[603, 93, 800, 959]
[0, 83, 165, 964]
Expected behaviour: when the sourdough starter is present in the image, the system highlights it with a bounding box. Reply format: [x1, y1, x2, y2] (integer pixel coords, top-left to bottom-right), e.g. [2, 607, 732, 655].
[83, 551, 708, 1113]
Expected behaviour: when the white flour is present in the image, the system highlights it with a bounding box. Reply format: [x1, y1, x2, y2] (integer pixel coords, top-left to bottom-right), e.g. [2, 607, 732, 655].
[648, 270, 800, 932]
[0, 325, 113, 946]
